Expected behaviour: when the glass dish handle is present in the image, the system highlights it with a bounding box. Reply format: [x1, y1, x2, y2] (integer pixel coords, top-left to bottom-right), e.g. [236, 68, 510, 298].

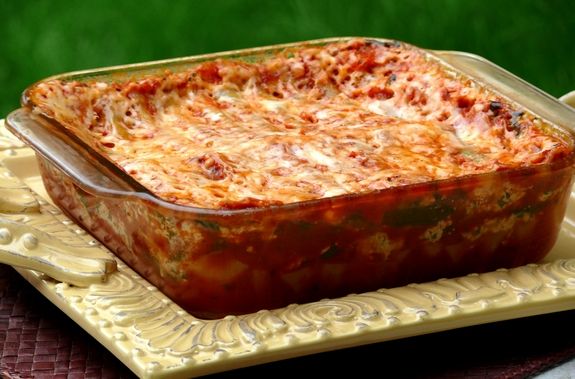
[559, 90, 575, 108]
[6, 108, 136, 198]
[433, 50, 575, 134]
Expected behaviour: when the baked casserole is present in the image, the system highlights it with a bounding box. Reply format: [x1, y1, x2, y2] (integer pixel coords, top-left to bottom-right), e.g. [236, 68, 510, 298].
[9, 38, 575, 318]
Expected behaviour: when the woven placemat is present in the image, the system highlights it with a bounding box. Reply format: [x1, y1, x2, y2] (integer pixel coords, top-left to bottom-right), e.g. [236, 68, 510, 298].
[1, 262, 574, 379]
[0, 264, 135, 379]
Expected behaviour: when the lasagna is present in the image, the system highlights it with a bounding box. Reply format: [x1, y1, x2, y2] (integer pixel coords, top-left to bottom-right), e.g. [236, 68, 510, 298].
[28, 38, 572, 209]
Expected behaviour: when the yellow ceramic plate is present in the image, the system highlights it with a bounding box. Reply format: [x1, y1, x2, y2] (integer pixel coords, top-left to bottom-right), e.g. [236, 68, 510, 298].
[1, 119, 575, 379]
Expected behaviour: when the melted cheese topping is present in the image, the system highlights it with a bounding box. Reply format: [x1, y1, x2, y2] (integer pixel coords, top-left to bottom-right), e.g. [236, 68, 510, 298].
[30, 39, 573, 209]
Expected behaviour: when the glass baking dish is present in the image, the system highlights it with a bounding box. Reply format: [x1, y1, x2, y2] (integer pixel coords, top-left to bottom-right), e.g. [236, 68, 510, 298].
[6, 37, 575, 319]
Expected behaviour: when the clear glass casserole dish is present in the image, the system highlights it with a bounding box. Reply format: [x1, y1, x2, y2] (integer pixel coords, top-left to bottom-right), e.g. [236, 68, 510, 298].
[7, 37, 575, 319]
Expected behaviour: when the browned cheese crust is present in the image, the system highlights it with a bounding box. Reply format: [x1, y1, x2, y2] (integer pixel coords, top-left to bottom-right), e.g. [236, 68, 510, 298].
[29, 39, 573, 209]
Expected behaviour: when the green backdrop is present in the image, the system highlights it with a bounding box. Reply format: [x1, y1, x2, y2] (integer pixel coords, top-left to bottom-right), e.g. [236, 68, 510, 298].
[1, 0, 573, 117]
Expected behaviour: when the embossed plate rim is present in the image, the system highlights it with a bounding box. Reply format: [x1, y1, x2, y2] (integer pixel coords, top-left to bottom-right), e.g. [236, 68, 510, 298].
[2, 119, 575, 379]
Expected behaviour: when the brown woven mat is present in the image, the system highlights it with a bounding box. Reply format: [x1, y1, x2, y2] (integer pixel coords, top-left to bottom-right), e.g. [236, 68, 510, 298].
[0, 264, 135, 379]
[1, 263, 574, 378]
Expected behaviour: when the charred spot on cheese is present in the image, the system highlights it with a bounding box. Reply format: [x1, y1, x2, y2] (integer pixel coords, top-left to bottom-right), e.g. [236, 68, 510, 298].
[29, 38, 574, 210]
[489, 101, 503, 114]
[509, 111, 525, 133]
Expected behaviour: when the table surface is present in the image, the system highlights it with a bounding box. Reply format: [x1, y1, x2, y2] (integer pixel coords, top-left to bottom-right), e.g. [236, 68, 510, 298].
[1, 263, 574, 379]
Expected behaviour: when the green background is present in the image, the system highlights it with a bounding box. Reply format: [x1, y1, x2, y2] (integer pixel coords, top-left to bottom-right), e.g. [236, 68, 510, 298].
[1, 0, 573, 118]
